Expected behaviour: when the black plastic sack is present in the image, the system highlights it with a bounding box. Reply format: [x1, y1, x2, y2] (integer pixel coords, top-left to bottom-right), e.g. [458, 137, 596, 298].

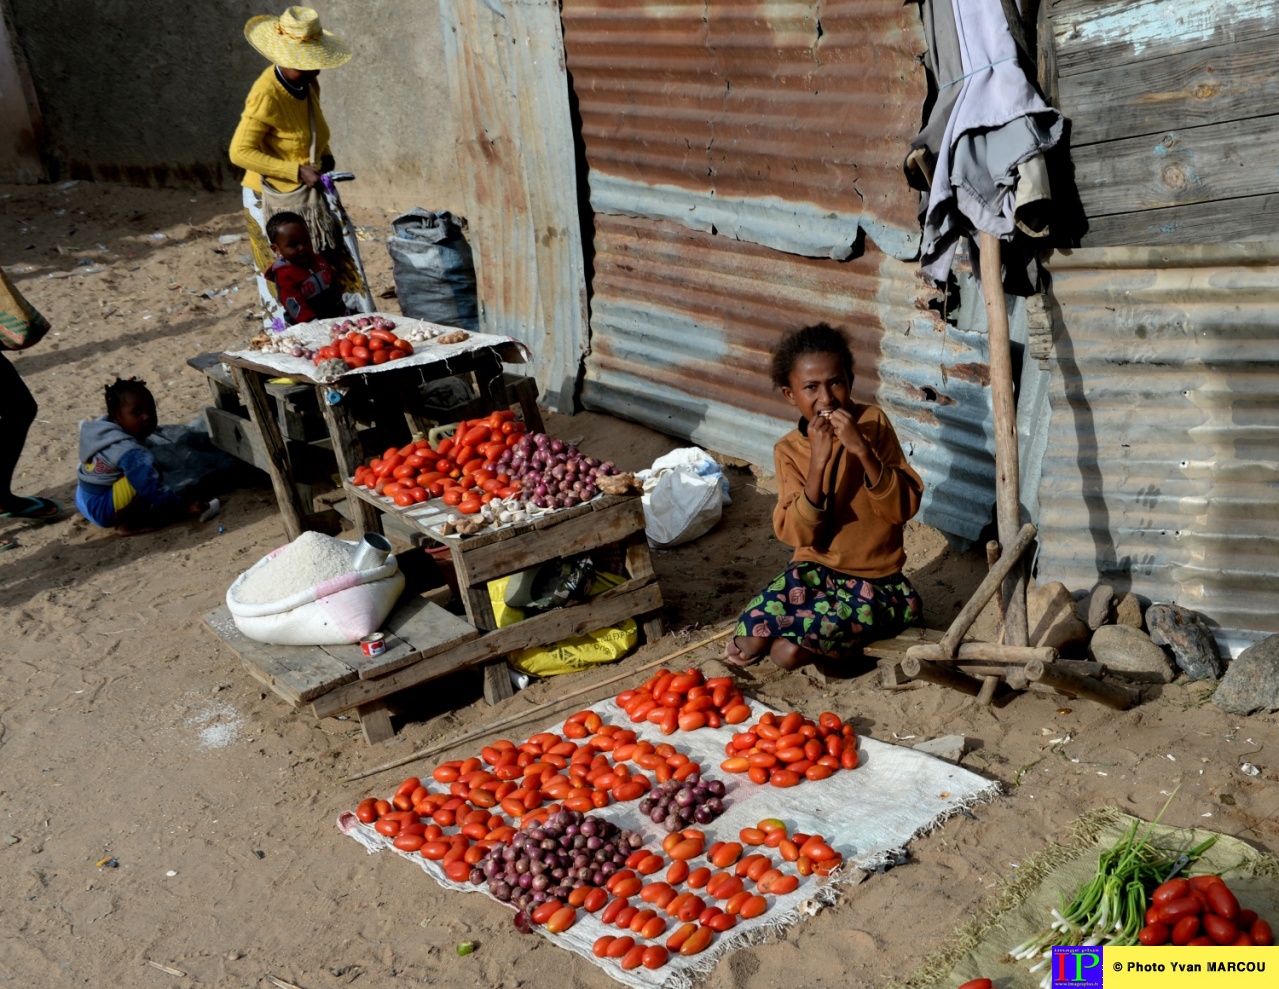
[386, 208, 479, 331]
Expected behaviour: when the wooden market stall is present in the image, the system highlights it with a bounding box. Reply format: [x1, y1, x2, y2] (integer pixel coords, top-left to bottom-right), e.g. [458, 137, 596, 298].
[196, 321, 664, 742]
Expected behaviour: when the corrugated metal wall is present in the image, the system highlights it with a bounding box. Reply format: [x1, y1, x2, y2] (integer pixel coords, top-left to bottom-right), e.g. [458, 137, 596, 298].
[437, 0, 589, 412]
[1037, 243, 1279, 643]
[561, 0, 1008, 542]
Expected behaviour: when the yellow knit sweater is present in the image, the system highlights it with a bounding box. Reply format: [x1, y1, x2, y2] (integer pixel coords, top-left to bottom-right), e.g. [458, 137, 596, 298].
[230, 65, 332, 193]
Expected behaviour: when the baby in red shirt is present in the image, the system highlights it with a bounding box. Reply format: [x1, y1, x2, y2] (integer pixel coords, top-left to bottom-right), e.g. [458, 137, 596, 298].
[264, 211, 347, 325]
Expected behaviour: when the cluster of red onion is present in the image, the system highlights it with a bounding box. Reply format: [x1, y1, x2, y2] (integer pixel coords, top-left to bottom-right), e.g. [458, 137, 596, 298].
[493, 432, 620, 510]
[640, 775, 728, 832]
[471, 809, 643, 920]
[329, 314, 397, 339]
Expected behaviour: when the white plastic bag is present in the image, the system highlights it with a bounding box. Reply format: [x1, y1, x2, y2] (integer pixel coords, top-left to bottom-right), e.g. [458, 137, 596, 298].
[638, 447, 730, 548]
[226, 542, 405, 646]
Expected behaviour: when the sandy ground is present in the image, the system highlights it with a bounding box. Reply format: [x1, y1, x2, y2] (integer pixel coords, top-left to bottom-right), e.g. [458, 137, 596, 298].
[1, 181, 1277, 989]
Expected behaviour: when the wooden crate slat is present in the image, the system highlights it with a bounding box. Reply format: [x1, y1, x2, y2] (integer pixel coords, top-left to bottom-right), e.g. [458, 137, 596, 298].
[203, 606, 358, 705]
[322, 597, 480, 679]
[453, 499, 646, 588]
[311, 580, 662, 718]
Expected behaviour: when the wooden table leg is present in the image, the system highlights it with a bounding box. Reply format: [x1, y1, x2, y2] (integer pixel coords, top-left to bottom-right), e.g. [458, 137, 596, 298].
[623, 532, 664, 643]
[483, 660, 515, 705]
[317, 386, 382, 538]
[231, 366, 307, 541]
[357, 699, 395, 744]
[464, 585, 498, 631]
[475, 351, 506, 415]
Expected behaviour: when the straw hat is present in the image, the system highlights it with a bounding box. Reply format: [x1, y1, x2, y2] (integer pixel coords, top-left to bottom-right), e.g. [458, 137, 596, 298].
[244, 7, 352, 70]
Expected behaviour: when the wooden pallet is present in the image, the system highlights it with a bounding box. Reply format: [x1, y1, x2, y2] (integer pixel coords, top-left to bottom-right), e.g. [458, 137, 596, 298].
[203, 595, 478, 743]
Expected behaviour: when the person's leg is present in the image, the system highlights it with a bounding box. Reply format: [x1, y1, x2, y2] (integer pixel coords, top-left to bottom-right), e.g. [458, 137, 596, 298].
[0, 355, 39, 514]
[768, 639, 817, 671]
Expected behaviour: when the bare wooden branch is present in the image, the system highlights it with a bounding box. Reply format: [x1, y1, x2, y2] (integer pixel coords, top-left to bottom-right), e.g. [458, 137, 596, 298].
[911, 641, 1056, 665]
[979, 231, 1029, 647]
[1023, 660, 1138, 711]
[937, 519, 1037, 656]
[900, 656, 984, 696]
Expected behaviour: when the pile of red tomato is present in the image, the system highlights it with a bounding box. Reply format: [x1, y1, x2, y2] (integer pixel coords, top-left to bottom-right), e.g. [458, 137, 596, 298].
[313, 325, 416, 368]
[584, 817, 842, 971]
[350, 410, 525, 511]
[720, 709, 859, 786]
[353, 713, 696, 882]
[1139, 874, 1273, 946]
[615, 668, 752, 734]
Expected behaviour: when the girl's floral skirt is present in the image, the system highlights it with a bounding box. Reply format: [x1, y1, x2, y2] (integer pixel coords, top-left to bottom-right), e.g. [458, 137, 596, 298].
[734, 562, 922, 660]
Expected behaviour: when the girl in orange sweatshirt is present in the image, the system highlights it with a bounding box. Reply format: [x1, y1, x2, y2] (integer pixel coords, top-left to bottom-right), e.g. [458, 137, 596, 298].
[727, 324, 924, 671]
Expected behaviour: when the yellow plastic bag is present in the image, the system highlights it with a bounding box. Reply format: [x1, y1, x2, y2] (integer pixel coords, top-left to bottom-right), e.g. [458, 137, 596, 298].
[487, 572, 638, 677]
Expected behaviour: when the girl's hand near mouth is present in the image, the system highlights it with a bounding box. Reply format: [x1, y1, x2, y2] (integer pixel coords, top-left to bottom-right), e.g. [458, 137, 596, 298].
[829, 409, 881, 487]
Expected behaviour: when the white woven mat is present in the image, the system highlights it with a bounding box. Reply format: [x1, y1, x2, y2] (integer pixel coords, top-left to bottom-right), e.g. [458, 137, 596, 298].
[338, 696, 998, 988]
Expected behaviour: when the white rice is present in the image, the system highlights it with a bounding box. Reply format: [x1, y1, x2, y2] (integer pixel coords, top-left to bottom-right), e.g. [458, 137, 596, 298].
[235, 531, 356, 604]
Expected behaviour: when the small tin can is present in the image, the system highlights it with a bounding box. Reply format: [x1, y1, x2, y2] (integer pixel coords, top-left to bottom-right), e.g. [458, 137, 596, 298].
[360, 633, 387, 658]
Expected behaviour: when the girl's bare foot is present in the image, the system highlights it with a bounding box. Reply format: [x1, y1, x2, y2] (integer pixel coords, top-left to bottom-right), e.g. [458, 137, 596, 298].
[725, 635, 767, 667]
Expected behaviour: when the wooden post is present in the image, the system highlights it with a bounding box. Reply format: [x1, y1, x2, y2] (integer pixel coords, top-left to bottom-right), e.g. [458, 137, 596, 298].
[986, 539, 1004, 627]
[976, 675, 1000, 706]
[483, 660, 515, 705]
[1023, 659, 1137, 710]
[357, 699, 395, 745]
[901, 655, 984, 696]
[978, 230, 1028, 647]
[623, 531, 664, 644]
[231, 366, 307, 541]
[938, 522, 1037, 656]
[316, 386, 382, 539]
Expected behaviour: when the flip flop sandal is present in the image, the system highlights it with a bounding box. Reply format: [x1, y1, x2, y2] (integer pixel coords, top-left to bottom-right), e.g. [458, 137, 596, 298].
[0, 537, 17, 552]
[0, 496, 60, 520]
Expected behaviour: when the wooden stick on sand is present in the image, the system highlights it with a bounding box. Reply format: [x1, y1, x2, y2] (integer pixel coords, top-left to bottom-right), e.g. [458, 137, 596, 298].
[341, 625, 734, 784]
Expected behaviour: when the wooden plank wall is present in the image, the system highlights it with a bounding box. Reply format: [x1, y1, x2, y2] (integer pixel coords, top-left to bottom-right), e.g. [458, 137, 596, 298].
[1042, 0, 1279, 246]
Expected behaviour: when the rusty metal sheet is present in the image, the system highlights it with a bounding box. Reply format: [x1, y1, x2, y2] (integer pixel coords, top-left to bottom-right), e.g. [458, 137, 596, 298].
[1037, 242, 1279, 646]
[581, 215, 1008, 543]
[560, 0, 927, 260]
[437, 0, 589, 412]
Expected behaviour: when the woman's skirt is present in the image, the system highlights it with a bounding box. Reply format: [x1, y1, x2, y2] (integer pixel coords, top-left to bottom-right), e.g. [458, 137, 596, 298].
[243, 181, 375, 330]
[733, 562, 922, 660]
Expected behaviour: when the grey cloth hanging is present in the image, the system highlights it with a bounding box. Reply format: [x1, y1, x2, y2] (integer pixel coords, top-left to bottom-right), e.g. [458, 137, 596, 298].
[909, 0, 1063, 283]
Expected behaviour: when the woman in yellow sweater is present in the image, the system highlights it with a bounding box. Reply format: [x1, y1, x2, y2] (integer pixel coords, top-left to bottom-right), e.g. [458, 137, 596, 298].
[230, 7, 371, 328]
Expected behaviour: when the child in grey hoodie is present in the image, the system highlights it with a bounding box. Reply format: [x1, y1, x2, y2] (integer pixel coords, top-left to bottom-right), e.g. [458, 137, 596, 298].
[76, 378, 204, 533]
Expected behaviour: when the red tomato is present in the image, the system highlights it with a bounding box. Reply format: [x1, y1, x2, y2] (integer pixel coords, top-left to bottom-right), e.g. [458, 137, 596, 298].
[1205, 883, 1240, 921]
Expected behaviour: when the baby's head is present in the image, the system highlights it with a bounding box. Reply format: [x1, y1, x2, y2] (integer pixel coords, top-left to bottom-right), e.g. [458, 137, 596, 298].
[266, 211, 314, 264]
[105, 377, 157, 438]
[771, 324, 855, 420]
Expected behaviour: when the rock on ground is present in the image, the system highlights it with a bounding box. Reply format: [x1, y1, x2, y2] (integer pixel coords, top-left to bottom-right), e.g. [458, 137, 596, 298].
[1146, 604, 1221, 681]
[913, 735, 966, 763]
[1083, 583, 1114, 630]
[1028, 582, 1090, 655]
[1089, 625, 1176, 683]
[1114, 592, 1145, 629]
[1213, 635, 1279, 715]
